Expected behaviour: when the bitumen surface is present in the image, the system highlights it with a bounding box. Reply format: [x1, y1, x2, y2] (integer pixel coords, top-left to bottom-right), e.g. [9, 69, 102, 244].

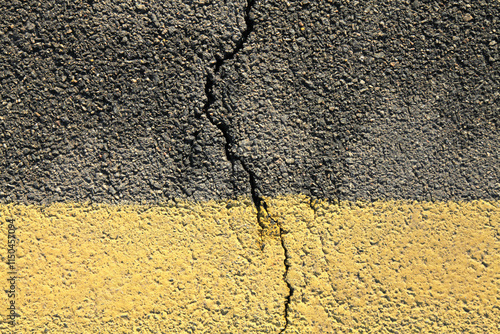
[0, 0, 499, 333]
[1, 0, 498, 204]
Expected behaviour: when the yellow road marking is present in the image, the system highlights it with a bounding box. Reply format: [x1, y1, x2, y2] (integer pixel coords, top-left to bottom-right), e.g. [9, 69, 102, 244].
[0, 197, 498, 333]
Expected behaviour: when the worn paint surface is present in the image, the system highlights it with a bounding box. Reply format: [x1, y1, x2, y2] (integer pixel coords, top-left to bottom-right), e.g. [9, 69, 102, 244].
[1, 197, 499, 333]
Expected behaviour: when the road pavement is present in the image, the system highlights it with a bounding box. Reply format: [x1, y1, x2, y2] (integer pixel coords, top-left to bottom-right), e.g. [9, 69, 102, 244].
[0, 0, 499, 333]
[1, 0, 497, 204]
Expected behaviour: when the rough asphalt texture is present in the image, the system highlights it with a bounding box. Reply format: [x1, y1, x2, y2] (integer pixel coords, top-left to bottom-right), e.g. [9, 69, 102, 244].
[1, 0, 499, 203]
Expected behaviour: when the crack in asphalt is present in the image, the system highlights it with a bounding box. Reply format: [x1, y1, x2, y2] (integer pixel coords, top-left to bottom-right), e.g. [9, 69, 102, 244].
[262, 203, 294, 334]
[279, 226, 294, 334]
[200, 0, 262, 232]
[201, 0, 256, 194]
[309, 197, 318, 216]
[200, 0, 293, 331]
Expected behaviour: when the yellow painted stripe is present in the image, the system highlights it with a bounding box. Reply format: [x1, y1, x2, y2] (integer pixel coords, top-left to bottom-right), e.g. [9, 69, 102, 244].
[0, 201, 287, 333]
[0, 197, 499, 333]
[267, 196, 500, 333]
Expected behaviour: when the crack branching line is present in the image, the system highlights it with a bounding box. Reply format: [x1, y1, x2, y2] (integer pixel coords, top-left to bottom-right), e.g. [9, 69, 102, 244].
[309, 197, 318, 217]
[265, 208, 294, 334]
[279, 229, 294, 333]
[201, 1, 292, 332]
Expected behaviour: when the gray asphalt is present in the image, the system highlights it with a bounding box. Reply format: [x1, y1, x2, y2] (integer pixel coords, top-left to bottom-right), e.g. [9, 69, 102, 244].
[1, 0, 498, 204]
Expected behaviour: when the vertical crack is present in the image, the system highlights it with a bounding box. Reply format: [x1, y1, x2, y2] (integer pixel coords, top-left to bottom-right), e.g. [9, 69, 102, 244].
[200, 0, 256, 194]
[269, 211, 294, 333]
[309, 197, 318, 217]
[261, 202, 294, 333]
[200, 0, 292, 332]
[200, 0, 264, 232]
[280, 234, 294, 333]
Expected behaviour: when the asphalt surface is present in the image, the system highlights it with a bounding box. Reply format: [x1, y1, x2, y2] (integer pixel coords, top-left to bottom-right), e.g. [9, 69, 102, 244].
[0, 0, 249, 203]
[1, 0, 499, 203]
